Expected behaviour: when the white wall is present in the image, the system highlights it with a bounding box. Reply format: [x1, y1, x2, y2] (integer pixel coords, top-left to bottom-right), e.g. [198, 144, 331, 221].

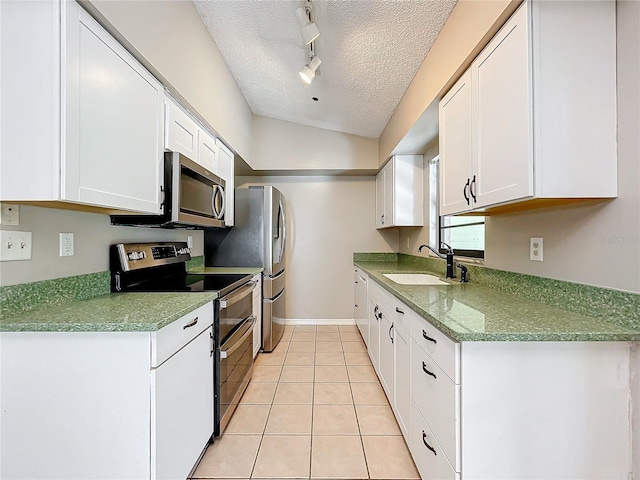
[87, 0, 253, 160]
[0, 206, 204, 287]
[237, 176, 398, 320]
[251, 116, 379, 172]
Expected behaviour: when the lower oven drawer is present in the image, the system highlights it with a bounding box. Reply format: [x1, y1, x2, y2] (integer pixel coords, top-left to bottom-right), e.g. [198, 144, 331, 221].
[219, 282, 255, 343]
[219, 316, 255, 433]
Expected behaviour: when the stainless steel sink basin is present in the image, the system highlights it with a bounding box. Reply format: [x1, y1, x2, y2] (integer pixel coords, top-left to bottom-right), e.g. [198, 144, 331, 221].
[382, 273, 450, 286]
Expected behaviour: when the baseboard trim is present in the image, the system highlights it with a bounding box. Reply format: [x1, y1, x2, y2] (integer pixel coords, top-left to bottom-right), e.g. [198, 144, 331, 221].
[285, 318, 356, 326]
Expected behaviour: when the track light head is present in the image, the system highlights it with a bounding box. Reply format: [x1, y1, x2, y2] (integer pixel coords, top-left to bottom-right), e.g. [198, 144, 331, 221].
[299, 56, 321, 84]
[295, 5, 320, 45]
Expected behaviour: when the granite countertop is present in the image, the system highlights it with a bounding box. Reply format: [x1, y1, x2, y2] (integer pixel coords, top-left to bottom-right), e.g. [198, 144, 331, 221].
[0, 292, 218, 332]
[187, 267, 263, 275]
[355, 260, 640, 342]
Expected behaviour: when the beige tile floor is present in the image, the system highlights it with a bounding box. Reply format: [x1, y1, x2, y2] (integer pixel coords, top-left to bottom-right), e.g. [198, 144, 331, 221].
[191, 324, 420, 480]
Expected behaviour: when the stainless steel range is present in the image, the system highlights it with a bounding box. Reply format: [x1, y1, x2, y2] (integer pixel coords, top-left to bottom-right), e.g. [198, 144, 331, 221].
[110, 241, 255, 436]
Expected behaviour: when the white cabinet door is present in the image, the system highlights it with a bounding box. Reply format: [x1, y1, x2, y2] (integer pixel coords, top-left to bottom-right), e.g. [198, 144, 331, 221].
[198, 129, 219, 176]
[472, 4, 532, 208]
[253, 274, 263, 356]
[165, 97, 199, 160]
[354, 268, 369, 347]
[217, 140, 234, 227]
[439, 71, 473, 215]
[394, 323, 411, 439]
[378, 305, 395, 400]
[375, 170, 386, 228]
[64, 2, 163, 213]
[382, 161, 394, 227]
[153, 327, 213, 480]
[368, 299, 381, 371]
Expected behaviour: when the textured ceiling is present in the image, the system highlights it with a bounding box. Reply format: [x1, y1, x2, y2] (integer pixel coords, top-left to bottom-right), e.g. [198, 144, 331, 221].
[193, 0, 457, 139]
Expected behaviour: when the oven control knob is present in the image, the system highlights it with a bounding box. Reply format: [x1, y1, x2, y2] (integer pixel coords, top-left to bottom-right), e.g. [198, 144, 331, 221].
[127, 251, 147, 261]
[177, 247, 191, 255]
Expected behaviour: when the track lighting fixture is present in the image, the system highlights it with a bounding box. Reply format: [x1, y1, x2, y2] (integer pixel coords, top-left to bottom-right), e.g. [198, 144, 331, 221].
[295, 2, 320, 45]
[299, 56, 321, 85]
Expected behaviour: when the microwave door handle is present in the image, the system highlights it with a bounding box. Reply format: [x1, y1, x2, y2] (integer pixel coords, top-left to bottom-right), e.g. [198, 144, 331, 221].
[211, 185, 226, 220]
[217, 185, 226, 220]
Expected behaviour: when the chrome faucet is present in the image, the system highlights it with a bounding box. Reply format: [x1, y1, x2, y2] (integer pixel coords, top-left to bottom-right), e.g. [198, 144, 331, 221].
[418, 242, 456, 279]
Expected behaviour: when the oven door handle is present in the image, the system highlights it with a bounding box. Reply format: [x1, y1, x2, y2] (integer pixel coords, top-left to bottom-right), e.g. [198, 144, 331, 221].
[219, 281, 257, 310]
[220, 316, 256, 359]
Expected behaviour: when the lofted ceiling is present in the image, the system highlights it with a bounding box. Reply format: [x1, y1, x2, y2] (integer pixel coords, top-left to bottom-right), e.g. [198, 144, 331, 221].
[193, 0, 457, 139]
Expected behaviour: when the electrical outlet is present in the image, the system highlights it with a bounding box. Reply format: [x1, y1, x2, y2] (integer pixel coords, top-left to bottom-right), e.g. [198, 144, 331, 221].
[0, 230, 32, 261]
[530, 237, 543, 262]
[0, 203, 19, 225]
[187, 235, 194, 249]
[60, 233, 74, 257]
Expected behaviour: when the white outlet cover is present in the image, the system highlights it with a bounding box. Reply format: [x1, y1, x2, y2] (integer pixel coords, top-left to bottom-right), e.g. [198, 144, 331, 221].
[60, 233, 74, 257]
[530, 237, 543, 262]
[0, 203, 20, 225]
[0, 230, 32, 261]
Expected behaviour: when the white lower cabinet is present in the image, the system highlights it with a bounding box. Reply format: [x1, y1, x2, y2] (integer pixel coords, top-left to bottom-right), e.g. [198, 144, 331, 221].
[368, 298, 381, 371]
[353, 267, 369, 347]
[0, 302, 214, 480]
[411, 402, 458, 480]
[363, 276, 631, 480]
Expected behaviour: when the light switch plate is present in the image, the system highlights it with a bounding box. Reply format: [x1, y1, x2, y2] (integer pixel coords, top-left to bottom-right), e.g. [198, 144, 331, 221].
[530, 237, 543, 262]
[0, 230, 32, 261]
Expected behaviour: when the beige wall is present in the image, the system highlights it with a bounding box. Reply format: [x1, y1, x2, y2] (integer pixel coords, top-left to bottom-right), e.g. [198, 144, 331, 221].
[237, 176, 398, 320]
[400, 1, 640, 295]
[379, 0, 517, 165]
[251, 116, 379, 172]
[87, 0, 253, 160]
[0, 206, 204, 287]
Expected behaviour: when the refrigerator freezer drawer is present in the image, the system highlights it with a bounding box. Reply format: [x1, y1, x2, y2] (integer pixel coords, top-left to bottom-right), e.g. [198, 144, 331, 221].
[263, 288, 285, 352]
[263, 270, 285, 299]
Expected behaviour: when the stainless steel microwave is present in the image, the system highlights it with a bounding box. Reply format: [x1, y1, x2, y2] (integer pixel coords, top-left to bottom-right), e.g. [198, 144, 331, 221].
[111, 152, 226, 228]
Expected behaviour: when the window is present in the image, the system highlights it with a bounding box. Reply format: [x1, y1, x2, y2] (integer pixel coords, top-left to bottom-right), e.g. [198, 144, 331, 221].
[429, 156, 485, 259]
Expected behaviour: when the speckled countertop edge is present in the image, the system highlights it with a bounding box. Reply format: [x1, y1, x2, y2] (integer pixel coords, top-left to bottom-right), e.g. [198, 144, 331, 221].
[354, 255, 640, 342]
[0, 292, 218, 332]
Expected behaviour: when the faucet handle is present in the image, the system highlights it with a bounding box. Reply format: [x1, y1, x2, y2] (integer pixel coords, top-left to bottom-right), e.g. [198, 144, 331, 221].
[457, 264, 469, 283]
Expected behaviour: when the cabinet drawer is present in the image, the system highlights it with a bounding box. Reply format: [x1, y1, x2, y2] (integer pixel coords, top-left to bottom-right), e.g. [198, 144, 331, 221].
[412, 339, 460, 471]
[411, 401, 459, 480]
[152, 302, 214, 367]
[409, 310, 459, 383]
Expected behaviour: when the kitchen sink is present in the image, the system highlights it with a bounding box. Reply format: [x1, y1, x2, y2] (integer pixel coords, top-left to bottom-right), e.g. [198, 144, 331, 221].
[382, 273, 450, 285]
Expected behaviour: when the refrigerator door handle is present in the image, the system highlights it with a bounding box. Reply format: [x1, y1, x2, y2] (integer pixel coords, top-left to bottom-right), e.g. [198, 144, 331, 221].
[279, 199, 286, 263]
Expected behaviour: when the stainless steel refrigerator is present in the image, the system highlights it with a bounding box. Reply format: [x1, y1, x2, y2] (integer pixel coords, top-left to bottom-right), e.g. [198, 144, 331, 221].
[205, 186, 286, 352]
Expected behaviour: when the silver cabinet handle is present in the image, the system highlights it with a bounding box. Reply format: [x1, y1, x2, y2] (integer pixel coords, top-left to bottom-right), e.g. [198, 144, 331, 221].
[183, 317, 198, 329]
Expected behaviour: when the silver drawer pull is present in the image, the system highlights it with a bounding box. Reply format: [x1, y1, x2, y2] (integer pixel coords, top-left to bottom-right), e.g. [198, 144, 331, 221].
[183, 317, 198, 329]
[422, 362, 437, 379]
[422, 431, 437, 456]
[422, 330, 437, 344]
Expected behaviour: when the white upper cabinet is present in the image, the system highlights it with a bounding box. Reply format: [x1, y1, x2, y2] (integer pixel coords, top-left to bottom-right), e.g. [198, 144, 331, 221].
[217, 139, 235, 227]
[375, 155, 424, 229]
[198, 130, 219, 175]
[0, 1, 164, 214]
[439, 1, 617, 215]
[165, 96, 221, 177]
[165, 98, 200, 160]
